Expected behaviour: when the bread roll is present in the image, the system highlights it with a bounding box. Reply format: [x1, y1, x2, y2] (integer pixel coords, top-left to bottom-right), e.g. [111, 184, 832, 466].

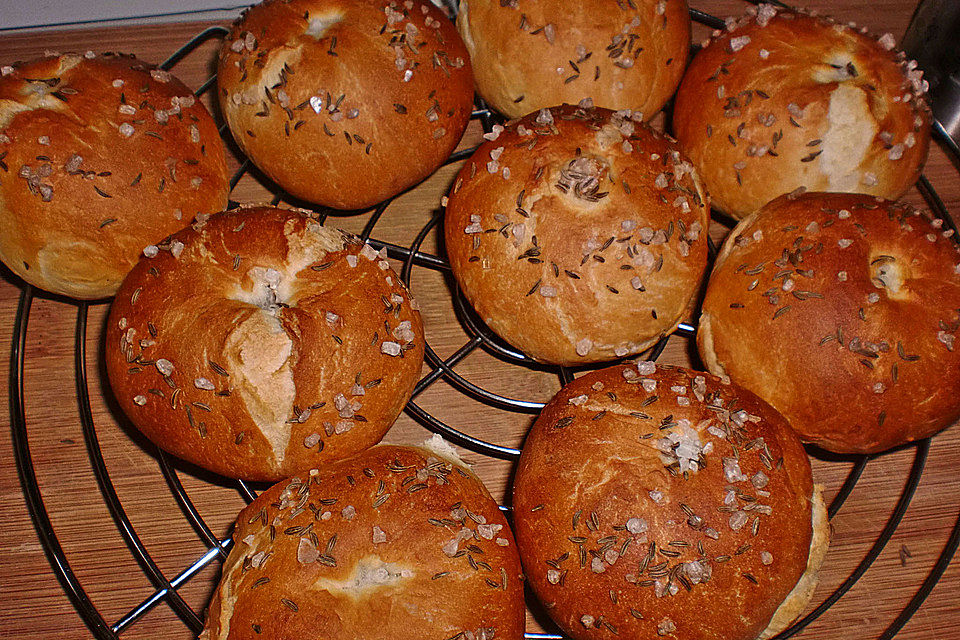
[105, 206, 424, 481]
[0, 52, 228, 299]
[457, 0, 690, 119]
[444, 103, 710, 365]
[673, 5, 931, 219]
[200, 440, 525, 640]
[512, 363, 828, 640]
[218, 0, 474, 210]
[699, 192, 960, 454]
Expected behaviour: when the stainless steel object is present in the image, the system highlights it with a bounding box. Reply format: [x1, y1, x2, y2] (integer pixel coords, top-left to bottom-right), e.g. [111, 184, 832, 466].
[902, 0, 960, 153]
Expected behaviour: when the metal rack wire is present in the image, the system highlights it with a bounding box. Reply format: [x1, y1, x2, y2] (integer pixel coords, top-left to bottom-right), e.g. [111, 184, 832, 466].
[8, 5, 960, 640]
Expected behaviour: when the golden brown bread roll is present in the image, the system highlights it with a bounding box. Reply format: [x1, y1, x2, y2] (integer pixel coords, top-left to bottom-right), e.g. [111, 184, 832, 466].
[105, 206, 424, 481]
[512, 363, 828, 640]
[0, 52, 229, 298]
[200, 441, 525, 640]
[457, 0, 690, 120]
[699, 192, 960, 454]
[444, 103, 710, 365]
[673, 4, 930, 219]
[218, 0, 474, 210]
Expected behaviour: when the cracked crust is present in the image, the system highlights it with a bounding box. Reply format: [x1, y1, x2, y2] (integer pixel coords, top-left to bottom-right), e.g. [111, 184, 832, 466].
[697, 192, 960, 453]
[105, 206, 425, 481]
[0, 52, 228, 298]
[217, 0, 474, 210]
[444, 104, 710, 365]
[200, 444, 525, 640]
[673, 5, 930, 219]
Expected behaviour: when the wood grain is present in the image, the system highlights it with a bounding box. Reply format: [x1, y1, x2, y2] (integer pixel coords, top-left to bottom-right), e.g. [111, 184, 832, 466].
[0, 3, 958, 639]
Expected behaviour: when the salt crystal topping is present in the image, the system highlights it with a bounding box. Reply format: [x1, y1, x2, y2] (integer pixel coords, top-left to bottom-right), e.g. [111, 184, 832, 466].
[535, 109, 554, 125]
[729, 511, 749, 530]
[723, 457, 748, 482]
[381, 341, 402, 356]
[729, 35, 751, 52]
[658, 423, 704, 473]
[575, 338, 592, 356]
[155, 359, 174, 377]
[625, 517, 648, 534]
[194, 377, 215, 390]
[756, 4, 777, 26]
[752, 471, 769, 489]
[938, 331, 955, 350]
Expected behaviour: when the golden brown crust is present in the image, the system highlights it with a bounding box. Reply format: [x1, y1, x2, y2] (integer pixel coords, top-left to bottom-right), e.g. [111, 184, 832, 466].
[0, 52, 229, 299]
[698, 192, 960, 454]
[105, 206, 425, 481]
[457, 0, 690, 120]
[512, 363, 817, 640]
[200, 444, 525, 640]
[217, 0, 474, 210]
[444, 104, 710, 365]
[759, 485, 829, 639]
[673, 5, 931, 219]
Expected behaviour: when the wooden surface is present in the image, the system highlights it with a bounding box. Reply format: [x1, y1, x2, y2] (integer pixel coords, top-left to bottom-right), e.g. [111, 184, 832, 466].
[1, 2, 958, 639]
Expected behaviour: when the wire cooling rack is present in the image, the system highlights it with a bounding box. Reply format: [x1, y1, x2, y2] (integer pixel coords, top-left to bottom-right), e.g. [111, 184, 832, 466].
[8, 3, 960, 639]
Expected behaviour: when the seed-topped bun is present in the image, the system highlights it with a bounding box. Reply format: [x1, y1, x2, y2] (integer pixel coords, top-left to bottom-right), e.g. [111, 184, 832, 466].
[699, 192, 960, 454]
[512, 363, 828, 640]
[200, 441, 525, 640]
[444, 103, 710, 365]
[672, 4, 931, 220]
[105, 206, 425, 481]
[456, 0, 690, 120]
[218, 0, 474, 210]
[0, 52, 229, 299]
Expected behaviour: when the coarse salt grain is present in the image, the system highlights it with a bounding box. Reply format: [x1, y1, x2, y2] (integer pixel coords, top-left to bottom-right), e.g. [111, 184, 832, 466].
[729, 35, 751, 52]
[381, 341, 402, 356]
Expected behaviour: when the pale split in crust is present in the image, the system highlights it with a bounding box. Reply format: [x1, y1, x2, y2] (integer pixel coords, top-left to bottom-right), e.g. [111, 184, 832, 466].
[105, 206, 425, 481]
[698, 192, 960, 454]
[217, 0, 474, 210]
[200, 443, 525, 640]
[673, 4, 931, 219]
[444, 103, 710, 365]
[512, 363, 823, 640]
[0, 52, 229, 298]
